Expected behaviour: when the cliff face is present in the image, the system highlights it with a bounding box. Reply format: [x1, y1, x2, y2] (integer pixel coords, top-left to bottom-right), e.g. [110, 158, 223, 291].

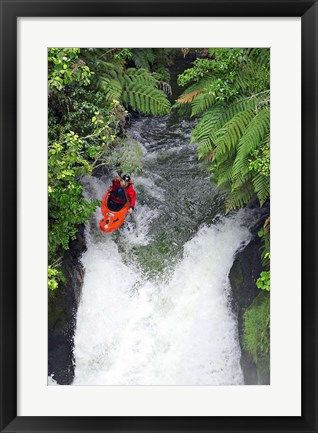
[48, 225, 86, 384]
[229, 218, 270, 385]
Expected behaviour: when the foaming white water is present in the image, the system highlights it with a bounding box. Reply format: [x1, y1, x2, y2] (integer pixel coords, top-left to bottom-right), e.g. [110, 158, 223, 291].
[48, 375, 59, 385]
[134, 176, 165, 201]
[73, 211, 251, 385]
[120, 204, 159, 246]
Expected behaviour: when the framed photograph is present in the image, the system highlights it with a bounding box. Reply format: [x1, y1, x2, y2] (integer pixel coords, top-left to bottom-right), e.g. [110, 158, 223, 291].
[0, 1, 317, 432]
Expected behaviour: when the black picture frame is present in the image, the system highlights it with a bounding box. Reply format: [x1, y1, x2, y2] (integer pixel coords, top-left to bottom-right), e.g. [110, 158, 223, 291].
[0, 0, 317, 432]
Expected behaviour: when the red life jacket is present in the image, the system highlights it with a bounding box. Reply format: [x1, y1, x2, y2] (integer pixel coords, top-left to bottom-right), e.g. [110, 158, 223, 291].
[109, 179, 136, 207]
[109, 179, 126, 204]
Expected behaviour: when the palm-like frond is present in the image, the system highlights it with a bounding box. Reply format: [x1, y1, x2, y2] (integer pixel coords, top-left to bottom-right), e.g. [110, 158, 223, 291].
[131, 48, 155, 69]
[191, 93, 269, 147]
[248, 48, 270, 68]
[197, 139, 213, 160]
[215, 155, 235, 188]
[214, 109, 256, 159]
[125, 68, 157, 87]
[231, 107, 270, 181]
[252, 172, 270, 206]
[188, 67, 270, 210]
[96, 64, 171, 116]
[191, 91, 216, 116]
[176, 89, 203, 104]
[122, 83, 170, 116]
[174, 74, 217, 108]
[99, 61, 125, 84]
[97, 77, 122, 101]
[225, 182, 255, 213]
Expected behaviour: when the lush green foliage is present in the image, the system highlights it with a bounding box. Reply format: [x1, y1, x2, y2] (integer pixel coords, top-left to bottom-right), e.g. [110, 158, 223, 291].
[48, 49, 129, 291]
[48, 48, 173, 291]
[80, 49, 172, 116]
[48, 49, 101, 290]
[258, 218, 270, 267]
[176, 48, 270, 212]
[48, 132, 99, 254]
[256, 218, 270, 292]
[177, 48, 247, 88]
[244, 218, 270, 366]
[96, 63, 171, 116]
[48, 48, 94, 91]
[256, 271, 270, 291]
[48, 266, 64, 292]
[243, 293, 270, 363]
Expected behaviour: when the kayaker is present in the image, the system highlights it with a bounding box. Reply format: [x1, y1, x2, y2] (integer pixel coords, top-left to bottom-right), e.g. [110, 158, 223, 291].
[107, 174, 136, 213]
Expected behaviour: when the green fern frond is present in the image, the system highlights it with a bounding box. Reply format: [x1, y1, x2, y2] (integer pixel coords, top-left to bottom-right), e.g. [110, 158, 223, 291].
[249, 48, 270, 68]
[191, 105, 227, 146]
[234, 69, 256, 93]
[96, 65, 170, 116]
[197, 139, 212, 160]
[173, 102, 193, 116]
[231, 108, 270, 181]
[125, 68, 158, 87]
[191, 91, 216, 116]
[225, 182, 254, 212]
[174, 74, 217, 108]
[179, 74, 217, 92]
[252, 172, 270, 206]
[131, 48, 155, 69]
[178, 48, 270, 211]
[122, 83, 170, 116]
[99, 60, 118, 72]
[233, 50, 270, 95]
[216, 155, 235, 188]
[97, 77, 123, 101]
[231, 169, 253, 191]
[214, 109, 256, 159]
[191, 94, 268, 145]
[98, 61, 124, 83]
[153, 64, 171, 83]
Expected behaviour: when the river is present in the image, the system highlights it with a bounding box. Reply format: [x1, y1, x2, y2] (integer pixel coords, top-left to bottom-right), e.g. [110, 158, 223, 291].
[71, 114, 255, 385]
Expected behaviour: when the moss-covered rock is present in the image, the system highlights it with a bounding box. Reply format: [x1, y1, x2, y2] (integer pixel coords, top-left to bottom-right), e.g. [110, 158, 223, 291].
[229, 232, 270, 385]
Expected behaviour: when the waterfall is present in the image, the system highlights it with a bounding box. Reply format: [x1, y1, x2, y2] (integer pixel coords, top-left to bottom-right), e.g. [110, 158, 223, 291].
[70, 116, 254, 386]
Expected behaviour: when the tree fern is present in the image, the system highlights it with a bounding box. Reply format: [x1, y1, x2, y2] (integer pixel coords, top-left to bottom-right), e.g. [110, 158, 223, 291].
[191, 93, 268, 149]
[122, 83, 170, 116]
[174, 74, 217, 107]
[131, 48, 155, 69]
[191, 91, 216, 116]
[225, 182, 255, 212]
[178, 49, 270, 211]
[98, 77, 122, 101]
[215, 155, 236, 188]
[252, 172, 270, 206]
[232, 108, 270, 180]
[197, 138, 213, 161]
[177, 89, 203, 104]
[125, 68, 157, 86]
[96, 63, 171, 116]
[214, 109, 256, 159]
[248, 48, 270, 68]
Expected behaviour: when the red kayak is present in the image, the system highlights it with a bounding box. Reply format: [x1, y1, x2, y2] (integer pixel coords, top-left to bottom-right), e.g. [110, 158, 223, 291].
[99, 189, 129, 233]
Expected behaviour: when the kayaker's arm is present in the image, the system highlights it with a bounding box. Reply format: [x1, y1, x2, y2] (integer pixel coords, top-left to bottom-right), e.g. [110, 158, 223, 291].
[126, 187, 136, 209]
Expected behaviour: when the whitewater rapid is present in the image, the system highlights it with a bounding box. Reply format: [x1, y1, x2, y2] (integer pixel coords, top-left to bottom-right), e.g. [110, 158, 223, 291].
[71, 116, 253, 386]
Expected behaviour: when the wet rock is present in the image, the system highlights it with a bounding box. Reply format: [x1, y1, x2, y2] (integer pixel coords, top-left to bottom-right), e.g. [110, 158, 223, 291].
[229, 220, 270, 385]
[48, 225, 86, 384]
